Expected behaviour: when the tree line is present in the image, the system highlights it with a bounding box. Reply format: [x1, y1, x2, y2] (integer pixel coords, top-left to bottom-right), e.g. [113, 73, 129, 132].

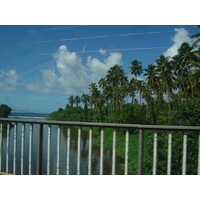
[49, 26, 200, 174]
[50, 26, 200, 126]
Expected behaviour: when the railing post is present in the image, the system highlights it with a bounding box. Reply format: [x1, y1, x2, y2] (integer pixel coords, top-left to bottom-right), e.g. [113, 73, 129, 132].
[6, 123, 10, 174]
[47, 125, 51, 175]
[37, 124, 43, 175]
[0, 123, 2, 173]
[153, 131, 157, 175]
[100, 128, 104, 175]
[112, 128, 116, 175]
[21, 123, 25, 175]
[167, 132, 172, 175]
[124, 129, 129, 175]
[138, 129, 144, 175]
[29, 124, 33, 175]
[56, 125, 61, 175]
[182, 132, 187, 175]
[77, 126, 81, 175]
[66, 126, 71, 175]
[88, 127, 92, 175]
[198, 133, 200, 175]
[13, 123, 17, 175]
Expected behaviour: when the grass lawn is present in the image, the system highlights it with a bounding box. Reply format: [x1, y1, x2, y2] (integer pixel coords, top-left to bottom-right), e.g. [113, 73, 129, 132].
[82, 126, 154, 175]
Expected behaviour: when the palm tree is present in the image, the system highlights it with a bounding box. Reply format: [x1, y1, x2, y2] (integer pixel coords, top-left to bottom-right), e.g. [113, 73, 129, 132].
[81, 94, 90, 108]
[190, 25, 200, 46]
[173, 42, 199, 99]
[136, 79, 145, 105]
[144, 64, 158, 93]
[74, 96, 81, 107]
[89, 82, 101, 109]
[156, 55, 175, 113]
[98, 77, 107, 91]
[129, 60, 143, 79]
[68, 95, 74, 107]
[129, 78, 137, 103]
[106, 65, 128, 111]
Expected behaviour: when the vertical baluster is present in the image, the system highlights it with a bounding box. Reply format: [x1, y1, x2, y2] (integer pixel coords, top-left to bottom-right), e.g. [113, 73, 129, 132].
[198, 133, 200, 175]
[21, 123, 25, 175]
[0, 123, 3, 172]
[100, 128, 104, 175]
[77, 126, 81, 175]
[29, 124, 33, 175]
[37, 124, 43, 175]
[66, 126, 71, 175]
[167, 132, 172, 175]
[182, 132, 187, 175]
[56, 125, 61, 175]
[88, 127, 92, 175]
[124, 129, 129, 175]
[6, 123, 10, 173]
[112, 128, 116, 175]
[138, 129, 144, 175]
[47, 125, 51, 175]
[13, 123, 17, 175]
[153, 131, 157, 175]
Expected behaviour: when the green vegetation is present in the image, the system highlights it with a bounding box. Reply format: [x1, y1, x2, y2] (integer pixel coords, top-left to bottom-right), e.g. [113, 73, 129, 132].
[0, 104, 12, 118]
[0, 104, 12, 133]
[49, 26, 200, 174]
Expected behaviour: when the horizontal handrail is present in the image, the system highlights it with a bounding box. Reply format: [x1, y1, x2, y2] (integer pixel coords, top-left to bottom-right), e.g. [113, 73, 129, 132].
[1, 118, 200, 131]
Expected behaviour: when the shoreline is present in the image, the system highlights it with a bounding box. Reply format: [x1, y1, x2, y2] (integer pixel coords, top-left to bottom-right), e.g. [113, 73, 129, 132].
[8, 116, 47, 119]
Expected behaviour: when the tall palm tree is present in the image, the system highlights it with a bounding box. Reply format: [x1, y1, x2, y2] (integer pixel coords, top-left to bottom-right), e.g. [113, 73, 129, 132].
[136, 79, 145, 105]
[74, 96, 81, 107]
[98, 77, 107, 91]
[81, 94, 90, 108]
[89, 82, 101, 109]
[68, 95, 74, 107]
[129, 78, 137, 103]
[144, 64, 158, 93]
[173, 42, 199, 99]
[106, 65, 128, 111]
[156, 55, 175, 113]
[129, 60, 143, 79]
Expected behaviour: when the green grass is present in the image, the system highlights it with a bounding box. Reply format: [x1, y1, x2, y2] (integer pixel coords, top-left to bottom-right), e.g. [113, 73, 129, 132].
[82, 126, 153, 174]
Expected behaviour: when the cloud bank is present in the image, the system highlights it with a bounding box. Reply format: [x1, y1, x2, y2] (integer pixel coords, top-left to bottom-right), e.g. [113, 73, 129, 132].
[0, 69, 21, 90]
[164, 28, 195, 58]
[27, 45, 123, 95]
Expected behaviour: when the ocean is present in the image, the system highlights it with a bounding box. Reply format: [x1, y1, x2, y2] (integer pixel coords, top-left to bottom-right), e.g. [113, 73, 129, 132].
[9, 111, 49, 119]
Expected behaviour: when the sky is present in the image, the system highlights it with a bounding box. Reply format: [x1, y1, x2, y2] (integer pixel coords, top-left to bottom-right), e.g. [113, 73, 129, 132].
[0, 25, 198, 113]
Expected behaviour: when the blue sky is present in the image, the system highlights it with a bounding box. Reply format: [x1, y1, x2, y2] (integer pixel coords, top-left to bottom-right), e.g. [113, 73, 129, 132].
[0, 25, 198, 113]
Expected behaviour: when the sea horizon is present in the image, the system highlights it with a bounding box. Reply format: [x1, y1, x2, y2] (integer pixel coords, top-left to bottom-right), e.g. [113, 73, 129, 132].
[9, 111, 50, 119]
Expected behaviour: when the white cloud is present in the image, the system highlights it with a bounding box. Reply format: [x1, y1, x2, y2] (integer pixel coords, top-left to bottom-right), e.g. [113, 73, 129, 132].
[87, 52, 122, 76]
[0, 69, 21, 90]
[27, 45, 123, 95]
[99, 48, 107, 55]
[164, 28, 195, 58]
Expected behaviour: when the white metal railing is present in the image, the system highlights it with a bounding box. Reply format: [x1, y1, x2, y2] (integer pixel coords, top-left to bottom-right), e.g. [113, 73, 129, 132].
[0, 118, 200, 175]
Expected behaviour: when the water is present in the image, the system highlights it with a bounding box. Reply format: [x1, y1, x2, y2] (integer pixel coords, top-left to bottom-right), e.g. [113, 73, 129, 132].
[9, 111, 49, 119]
[2, 112, 125, 175]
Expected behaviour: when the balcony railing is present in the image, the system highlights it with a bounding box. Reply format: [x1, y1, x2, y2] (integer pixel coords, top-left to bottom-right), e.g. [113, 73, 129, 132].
[0, 118, 200, 175]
